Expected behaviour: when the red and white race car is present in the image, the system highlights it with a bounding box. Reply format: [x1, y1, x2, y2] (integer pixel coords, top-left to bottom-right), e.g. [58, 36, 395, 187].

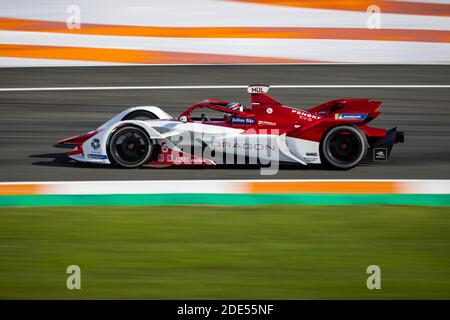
[57, 85, 404, 170]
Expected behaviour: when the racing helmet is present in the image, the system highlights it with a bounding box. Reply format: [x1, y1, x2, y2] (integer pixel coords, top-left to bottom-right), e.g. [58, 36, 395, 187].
[226, 102, 243, 112]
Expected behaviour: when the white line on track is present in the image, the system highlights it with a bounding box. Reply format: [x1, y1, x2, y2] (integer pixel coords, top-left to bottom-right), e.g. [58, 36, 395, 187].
[0, 85, 449, 92]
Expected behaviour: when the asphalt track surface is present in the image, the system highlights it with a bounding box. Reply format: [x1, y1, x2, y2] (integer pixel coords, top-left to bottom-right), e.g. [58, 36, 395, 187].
[0, 65, 449, 182]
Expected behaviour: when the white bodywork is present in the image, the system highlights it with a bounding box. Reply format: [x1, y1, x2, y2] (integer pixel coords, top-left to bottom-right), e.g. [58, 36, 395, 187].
[70, 106, 321, 165]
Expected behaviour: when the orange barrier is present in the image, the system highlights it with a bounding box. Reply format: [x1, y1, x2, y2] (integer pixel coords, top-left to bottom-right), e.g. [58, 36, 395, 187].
[1, 18, 449, 43]
[0, 44, 311, 64]
[247, 181, 398, 194]
[0, 183, 42, 195]
[231, 0, 450, 17]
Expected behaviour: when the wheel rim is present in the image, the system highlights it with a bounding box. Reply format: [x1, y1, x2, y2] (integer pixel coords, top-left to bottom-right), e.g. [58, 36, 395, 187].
[111, 129, 150, 166]
[324, 128, 364, 167]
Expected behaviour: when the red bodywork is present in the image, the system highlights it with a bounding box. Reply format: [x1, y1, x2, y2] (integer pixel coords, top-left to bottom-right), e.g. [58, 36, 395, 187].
[178, 91, 387, 141]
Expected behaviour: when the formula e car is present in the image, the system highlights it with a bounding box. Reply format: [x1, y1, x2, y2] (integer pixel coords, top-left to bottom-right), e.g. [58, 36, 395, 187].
[57, 85, 404, 169]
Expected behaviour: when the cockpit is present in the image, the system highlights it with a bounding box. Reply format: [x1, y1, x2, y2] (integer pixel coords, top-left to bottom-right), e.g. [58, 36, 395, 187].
[179, 99, 253, 124]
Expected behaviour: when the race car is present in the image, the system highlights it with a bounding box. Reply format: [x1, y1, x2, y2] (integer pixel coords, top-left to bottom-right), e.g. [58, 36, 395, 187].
[57, 85, 404, 169]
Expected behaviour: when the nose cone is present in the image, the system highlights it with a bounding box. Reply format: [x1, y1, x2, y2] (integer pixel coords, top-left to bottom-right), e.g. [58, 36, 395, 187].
[57, 130, 98, 145]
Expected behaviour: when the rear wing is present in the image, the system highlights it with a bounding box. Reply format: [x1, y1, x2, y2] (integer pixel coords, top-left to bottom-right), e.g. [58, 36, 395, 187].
[308, 99, 381, 122]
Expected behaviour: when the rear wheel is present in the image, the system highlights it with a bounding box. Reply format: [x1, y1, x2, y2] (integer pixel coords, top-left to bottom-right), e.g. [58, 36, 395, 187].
[320, 125, 368, 169]
[108, 126, 153, 168]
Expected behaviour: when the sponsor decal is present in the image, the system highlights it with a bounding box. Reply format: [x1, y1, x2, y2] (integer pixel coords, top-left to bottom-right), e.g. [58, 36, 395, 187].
[230, 116, 256, 125]
[335, 113, 368, 120]
[373, 148, 388, 161]
[173, 155, 197, 164]
[266, 108, 273, 114]
[258, 120, 277, 126]
[304, 152, 318, 162]
[291, 109, 321, 121]
[87, 154, 107, 160]
[210, 141, 275, 151]
[91, 138, 100, 150]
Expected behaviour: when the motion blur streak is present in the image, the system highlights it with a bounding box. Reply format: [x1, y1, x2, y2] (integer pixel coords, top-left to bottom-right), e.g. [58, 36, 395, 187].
[1, 0, 449, 65]
[1, 205, 449, 299]
[1, 180, 449, 196]
[232, 0, 450, 16]
[248, 181, 398, 194]
[0, 184, 42, 195]
[1, 18, 449, 43]
[0, 44, 306, 65]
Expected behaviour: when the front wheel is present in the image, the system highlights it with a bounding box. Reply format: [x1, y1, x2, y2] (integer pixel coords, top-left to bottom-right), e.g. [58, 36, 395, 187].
[122, 110, 157, 121]
[108, 126, 153, 168]
[320, 125, 368, 169]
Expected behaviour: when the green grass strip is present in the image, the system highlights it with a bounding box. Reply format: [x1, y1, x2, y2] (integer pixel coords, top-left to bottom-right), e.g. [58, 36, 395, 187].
[0, 205, 449, 299]
[0, 193, 449, 207]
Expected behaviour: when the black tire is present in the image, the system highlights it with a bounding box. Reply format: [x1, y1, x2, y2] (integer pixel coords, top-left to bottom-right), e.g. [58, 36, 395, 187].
[320, 125, 368, 169]
[108, 126, 153, 168]
[122, 110, 157, 121]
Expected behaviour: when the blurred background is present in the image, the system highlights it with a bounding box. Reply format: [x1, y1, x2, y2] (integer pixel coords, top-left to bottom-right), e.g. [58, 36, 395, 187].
[0, 0, 449, 65]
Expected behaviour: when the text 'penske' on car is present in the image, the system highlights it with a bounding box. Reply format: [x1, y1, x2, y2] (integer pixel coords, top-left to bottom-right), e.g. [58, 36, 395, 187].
[57, 85, 404, 170]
